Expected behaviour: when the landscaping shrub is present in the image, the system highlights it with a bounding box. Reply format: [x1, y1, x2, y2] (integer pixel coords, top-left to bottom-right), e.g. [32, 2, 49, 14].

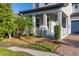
[40, 31, 44, 38]
[28, 31, 34, 37]
[54, 25, 61, 40]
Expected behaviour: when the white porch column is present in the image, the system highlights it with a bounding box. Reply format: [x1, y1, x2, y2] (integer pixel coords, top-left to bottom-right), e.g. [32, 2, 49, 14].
[57, 11, 62, 39]
[43, 14, 48, 37]
[68, 16, 71, 34]
[32, 15, 36, 36]
[50, 15, 56, 37]
[43, 14, 48, 30]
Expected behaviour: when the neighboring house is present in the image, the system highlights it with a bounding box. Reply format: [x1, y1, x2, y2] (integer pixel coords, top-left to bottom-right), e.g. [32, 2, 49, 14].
[19, 3, 79, 39]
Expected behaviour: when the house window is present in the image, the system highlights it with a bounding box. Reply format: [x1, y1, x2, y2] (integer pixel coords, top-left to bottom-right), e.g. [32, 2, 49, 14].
[75, 4, 78, 9]
[62, 17, 66, 28]
[36, 18, 40, 27]
[45, 3, 48, 5]
[47, 17, 50, 29]
[35, 3, 39, 8]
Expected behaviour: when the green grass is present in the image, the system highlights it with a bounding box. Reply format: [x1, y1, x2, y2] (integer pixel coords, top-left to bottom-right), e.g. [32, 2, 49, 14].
[0, 47, 32, 56]
[27, 43, 55, 52]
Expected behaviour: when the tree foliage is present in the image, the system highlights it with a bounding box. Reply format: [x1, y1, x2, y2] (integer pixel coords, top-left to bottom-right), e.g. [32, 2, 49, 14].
[14, 16, 33, 37]
[0, 3, 33, 40]
[0, 3, 13, 39]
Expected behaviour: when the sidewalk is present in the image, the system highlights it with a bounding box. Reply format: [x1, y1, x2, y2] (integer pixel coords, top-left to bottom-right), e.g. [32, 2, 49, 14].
[7, 46, 60, 56]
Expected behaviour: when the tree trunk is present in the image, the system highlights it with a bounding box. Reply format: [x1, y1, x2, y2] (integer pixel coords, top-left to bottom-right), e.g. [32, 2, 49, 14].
[8, 33, 11, 39]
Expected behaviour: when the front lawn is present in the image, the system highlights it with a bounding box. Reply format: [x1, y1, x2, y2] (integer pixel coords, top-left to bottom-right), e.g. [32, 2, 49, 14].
[3, 36, 57, 52]
[27, 43, 55, 52]
[0, 47, 32, 56]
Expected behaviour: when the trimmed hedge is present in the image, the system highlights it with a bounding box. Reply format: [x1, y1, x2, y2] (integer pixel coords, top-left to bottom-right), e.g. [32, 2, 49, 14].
[54, 25, 61, 40]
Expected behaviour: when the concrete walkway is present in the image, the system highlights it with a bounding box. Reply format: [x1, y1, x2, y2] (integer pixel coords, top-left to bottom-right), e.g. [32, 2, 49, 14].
[7, 46, 59, 56]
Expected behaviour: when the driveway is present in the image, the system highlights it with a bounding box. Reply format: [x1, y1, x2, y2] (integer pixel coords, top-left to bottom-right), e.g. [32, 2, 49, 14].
[54, 34, 79, 56]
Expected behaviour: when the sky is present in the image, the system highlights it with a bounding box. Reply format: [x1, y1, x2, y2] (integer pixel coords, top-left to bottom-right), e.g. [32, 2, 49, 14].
[11, 3, 32, 13]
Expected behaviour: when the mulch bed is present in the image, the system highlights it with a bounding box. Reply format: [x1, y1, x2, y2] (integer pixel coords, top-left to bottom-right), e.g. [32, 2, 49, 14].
[0, 37, 60, 52]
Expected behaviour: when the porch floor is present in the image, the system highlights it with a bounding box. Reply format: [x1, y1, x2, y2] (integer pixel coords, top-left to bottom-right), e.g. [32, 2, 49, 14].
[54, 34, 79, 56]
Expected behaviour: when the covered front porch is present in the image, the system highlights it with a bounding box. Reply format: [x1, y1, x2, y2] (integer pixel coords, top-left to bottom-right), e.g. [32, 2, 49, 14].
[31, 11, 70, 39]
[19, 3, 71, 39]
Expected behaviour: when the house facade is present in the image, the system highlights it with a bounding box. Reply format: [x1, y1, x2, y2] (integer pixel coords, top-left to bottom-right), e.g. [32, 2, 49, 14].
[19, 3, 79, 39]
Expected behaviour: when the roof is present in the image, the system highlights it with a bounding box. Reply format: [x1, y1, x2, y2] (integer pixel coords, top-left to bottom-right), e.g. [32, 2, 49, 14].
[19, 3, 68, 14]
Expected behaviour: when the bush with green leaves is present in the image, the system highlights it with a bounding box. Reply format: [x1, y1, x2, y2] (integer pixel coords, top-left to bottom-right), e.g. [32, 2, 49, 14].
[0, 3, 14, 39]
[14, 16, 33, 37]
[0, 3, 33, 39]
[54, 25, 61, 40]
[39, 31, 44, 38]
